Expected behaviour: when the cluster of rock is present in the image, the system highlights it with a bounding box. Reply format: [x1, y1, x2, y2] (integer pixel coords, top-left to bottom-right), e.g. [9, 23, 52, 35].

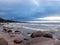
[1, 27, 60, 45]
[12, 31, 60, 45]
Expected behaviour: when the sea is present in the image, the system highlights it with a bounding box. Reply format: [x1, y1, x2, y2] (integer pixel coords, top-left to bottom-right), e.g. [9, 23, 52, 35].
[2, 23, 60, 39]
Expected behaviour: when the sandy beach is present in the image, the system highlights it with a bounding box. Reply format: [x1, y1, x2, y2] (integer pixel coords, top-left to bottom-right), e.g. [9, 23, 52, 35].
[0, 23, 60, 45]
[0, 23, 34, 45]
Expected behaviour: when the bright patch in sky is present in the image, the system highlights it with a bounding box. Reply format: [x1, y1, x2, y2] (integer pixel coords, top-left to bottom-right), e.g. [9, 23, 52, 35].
[36, 16, 60, 21]
[32, 0, 40, 6]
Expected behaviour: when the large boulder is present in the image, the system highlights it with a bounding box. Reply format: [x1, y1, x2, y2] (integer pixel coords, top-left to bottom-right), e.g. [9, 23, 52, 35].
[0, 38, 8, 45]
[13, 35, 60, 45]
[26, 37, 54, 45]
[13, 34, 24, 45]
[26, 37, 60, 45]
[31, 31, 53, 38]
[13, 37, 26, 45]
[54, 40, 60, 45]
[0, 34, 8, 45]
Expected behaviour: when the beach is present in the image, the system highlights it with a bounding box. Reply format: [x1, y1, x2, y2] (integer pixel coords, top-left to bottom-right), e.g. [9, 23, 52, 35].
[0, 23, 60, 45]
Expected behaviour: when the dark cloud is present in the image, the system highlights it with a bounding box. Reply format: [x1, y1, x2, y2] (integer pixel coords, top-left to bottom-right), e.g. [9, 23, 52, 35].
[0, 0, 60, 21]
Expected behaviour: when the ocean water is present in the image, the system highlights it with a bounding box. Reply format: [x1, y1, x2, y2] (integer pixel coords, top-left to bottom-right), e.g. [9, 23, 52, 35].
[21, 23, 60, 31]
[2, 23, 60, 39]
[3, 23, 60, 31]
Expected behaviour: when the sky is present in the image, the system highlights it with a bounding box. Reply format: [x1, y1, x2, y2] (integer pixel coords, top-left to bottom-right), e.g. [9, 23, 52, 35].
[0, 0, 60, 22]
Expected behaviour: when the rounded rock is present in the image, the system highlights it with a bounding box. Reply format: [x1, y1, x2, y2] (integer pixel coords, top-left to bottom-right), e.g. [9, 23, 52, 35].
[0, 38, 8, 45]
[26, 37, 54, 45]
[31, 31, 53, 38]
[13, 38, 23, 44]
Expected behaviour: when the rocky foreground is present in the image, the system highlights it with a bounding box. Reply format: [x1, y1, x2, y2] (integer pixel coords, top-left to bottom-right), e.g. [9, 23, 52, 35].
[0, 23, 60, 45]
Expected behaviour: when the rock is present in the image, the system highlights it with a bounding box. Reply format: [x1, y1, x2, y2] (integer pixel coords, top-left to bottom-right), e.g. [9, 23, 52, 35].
[3, 27, 12, 33]
[9, 32, 15, 37]
[31, 31, 53, 38]
[25, 37, 60, 45]
[15, 30, 20, 32]
[0, 34, 8, 45]
[13, 38, 23, 44]
[13, 37, 60, 45]
[54, 40, 60, 45]
[15, 30, 21, 34]
[3, 28, 8, 32]
[0, 38, 8, 45]
[43, 33, 53, 38]
[57, 38, 60, 40]
[24, 38, 29, 40]
[27, 32, 31, 34]
[13, 36, 24, 44]
[13, 33, 24, 44]
[26, 37, 54, 45]
[7, 30, 12, 33]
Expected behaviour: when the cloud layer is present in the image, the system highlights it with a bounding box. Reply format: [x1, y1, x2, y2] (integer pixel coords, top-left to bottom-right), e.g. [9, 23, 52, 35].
[0, 0, 60, 21]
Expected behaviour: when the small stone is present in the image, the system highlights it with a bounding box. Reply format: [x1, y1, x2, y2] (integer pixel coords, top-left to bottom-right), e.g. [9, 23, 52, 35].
[15, 30, 21, 34]
[13, 38, 23, 44]
[8, 30, 12, 33]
